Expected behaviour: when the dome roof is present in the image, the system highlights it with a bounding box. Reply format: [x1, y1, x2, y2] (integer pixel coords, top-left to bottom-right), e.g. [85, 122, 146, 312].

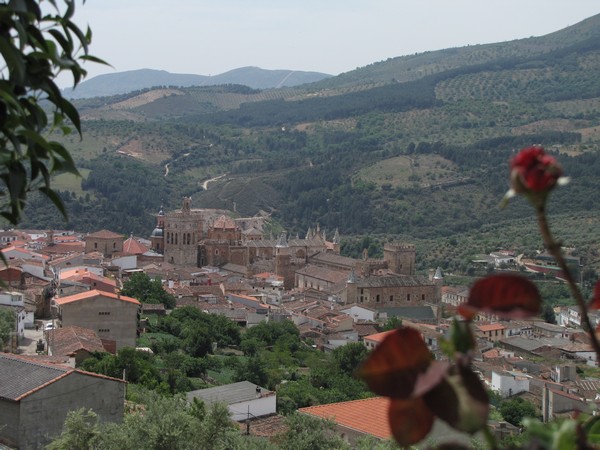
[151, 227, 164, 238]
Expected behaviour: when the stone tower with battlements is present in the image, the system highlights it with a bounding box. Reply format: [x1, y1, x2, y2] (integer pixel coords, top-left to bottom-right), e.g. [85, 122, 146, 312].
[383, 242, 416, 275]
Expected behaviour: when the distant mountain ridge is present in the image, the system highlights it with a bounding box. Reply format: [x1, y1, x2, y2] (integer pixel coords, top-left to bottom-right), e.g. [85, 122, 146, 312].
[63, 67, 333, 99]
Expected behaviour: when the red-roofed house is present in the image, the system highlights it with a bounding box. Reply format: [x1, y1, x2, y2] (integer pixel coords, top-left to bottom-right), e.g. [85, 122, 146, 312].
[122, 235, 149, 255]
[300, 397, 392, 443]
[1, 246, 48, 262]
[62, 270, 117, 294]
[48, 325, 112, 364]
[300, 397, 480, 447]
[363, 330, 396, 350]
[477, 323, 506, 343]
[84, 229, 124, 257]
[55, 290, 140, 350]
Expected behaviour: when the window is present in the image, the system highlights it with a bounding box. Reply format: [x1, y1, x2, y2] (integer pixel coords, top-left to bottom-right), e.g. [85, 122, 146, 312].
[389, 295, 394, 302]
[99, 311, 110, 316]
[422, 294, 425, 300]
[215, 249, 219, 255]
[94, 242, 97, 249]
[113, 242, 116, 249]
[407, 294, 410, 301]
[98, 328, 110, 333]
[376, 294, 380, 303]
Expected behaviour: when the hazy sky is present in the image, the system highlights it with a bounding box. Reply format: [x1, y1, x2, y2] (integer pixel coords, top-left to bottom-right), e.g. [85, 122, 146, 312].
[62, 1, 600, 87]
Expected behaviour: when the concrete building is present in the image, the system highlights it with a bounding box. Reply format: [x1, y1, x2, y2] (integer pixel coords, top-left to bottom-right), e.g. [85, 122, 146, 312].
[187, 381, 276, 422]
[55, 289, 140, 350]
[0, 353, 125, 449]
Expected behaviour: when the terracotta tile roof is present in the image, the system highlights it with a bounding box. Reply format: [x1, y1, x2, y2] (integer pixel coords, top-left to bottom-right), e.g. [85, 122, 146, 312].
[478, 323, 506, 332]
[300, 397, 391, 440]
[123, 236, 149, 255]
[1, 246, 48, 260]
[48, 326, 107, 356]
[40, 242, 85, 255]
[55, 289, 140, 306]
[296, 265, 349, 284]
[354, 323, 379, 337]
[86, 229, 123, 239]
[74, 272, 117, 286]
[212, 214, 236, 229]
[364, 329, 396, 344]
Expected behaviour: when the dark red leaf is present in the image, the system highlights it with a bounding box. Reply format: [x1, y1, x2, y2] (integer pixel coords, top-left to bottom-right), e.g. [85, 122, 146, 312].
[424, 365, 489, 434]
[388, 397, 434, 447]
[359, 327, 432, 398]
[460, 274, 541, 319]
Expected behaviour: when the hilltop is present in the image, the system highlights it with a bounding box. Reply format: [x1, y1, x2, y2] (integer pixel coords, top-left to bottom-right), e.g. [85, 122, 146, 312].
[23, 13, 600, 274]
[63, 67, 333, 99]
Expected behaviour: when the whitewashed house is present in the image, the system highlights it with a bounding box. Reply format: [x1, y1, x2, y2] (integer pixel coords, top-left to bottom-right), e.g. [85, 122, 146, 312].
[491, 370, 531, 398]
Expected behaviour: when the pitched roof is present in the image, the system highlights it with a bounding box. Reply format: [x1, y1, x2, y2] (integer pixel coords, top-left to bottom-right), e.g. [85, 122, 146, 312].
[48, 326, 107, 356]
[477, 323, 506, 332]
[86, 229, 123, 239]
[187, 381, 273, 405]
[123, 236, 149, 255]
[0, 353, 71, 401]
[55, 289, 140, 306]
[212, 215, 236, 229]
[0, 353, 125, 402]
[300, 397, 391, 440]
[364, 329, 396, 344]
[355, 275, 433, 288]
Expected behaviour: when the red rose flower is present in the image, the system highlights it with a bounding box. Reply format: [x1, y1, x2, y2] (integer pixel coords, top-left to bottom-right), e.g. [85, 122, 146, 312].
[510, 146, 562, 193]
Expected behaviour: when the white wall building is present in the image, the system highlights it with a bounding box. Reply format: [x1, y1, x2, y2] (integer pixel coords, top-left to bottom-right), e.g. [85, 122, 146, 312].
[491, 371, 531, 398]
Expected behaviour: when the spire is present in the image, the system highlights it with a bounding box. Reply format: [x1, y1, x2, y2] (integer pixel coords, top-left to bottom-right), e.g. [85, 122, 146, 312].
[433, 267, 443, 280]
[275, 232, 288, 248]
[332, 228, 340, 245]
[347, 267, 357, 284]
[305, 227, 313, 240]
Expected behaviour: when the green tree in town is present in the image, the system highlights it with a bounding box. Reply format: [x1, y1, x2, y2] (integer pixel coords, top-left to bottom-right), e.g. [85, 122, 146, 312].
[276, 413, 350, 450]
[0, 0, 105, 225]
[121, 272, 176, 309]
[499, 397, 538, 427]
[0, 308, 15, 350]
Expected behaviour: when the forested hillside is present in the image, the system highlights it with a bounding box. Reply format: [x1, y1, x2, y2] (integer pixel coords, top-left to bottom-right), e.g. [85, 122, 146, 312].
[20, 13, 600, 273]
